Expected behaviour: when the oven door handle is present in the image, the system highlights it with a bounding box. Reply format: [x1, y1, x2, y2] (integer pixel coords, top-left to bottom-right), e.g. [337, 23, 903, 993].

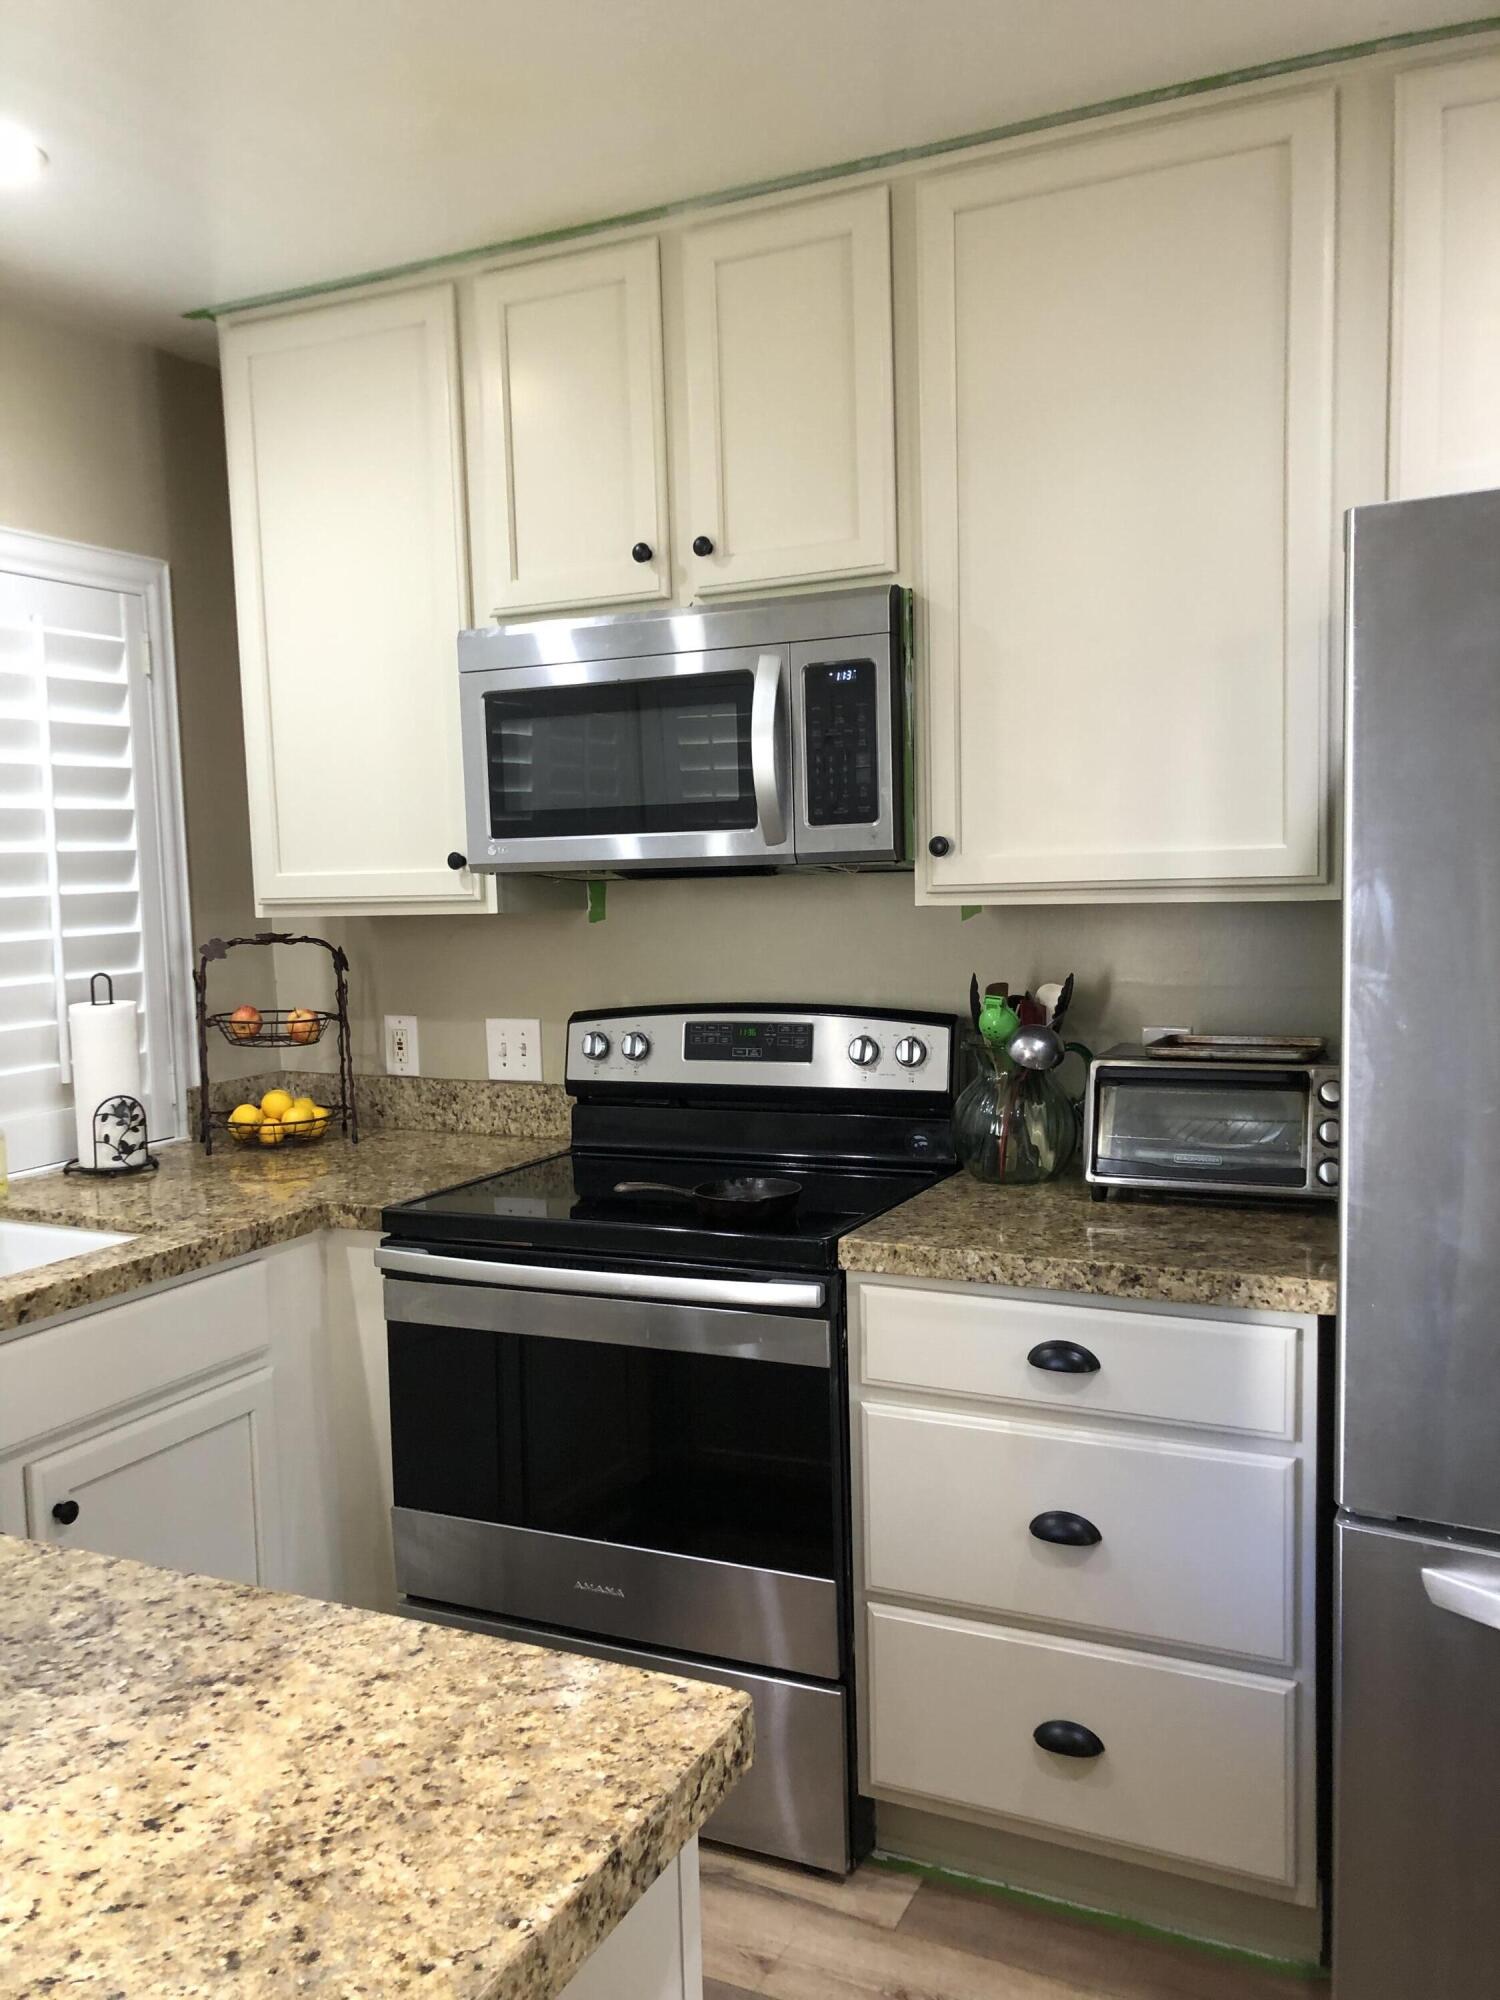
[374, 1245, 825, 1312]
[751, 649, 788, 847]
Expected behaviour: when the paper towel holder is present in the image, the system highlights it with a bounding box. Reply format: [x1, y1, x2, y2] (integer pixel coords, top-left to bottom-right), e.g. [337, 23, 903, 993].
[62, 974, 161, 1178]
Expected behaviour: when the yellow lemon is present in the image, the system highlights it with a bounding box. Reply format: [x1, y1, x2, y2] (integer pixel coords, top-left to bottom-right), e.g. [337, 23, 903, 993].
[290, 1096, 317, 1118]
[258, 1118, 286, 1147]
[281, 1105, 315, 1142]
[259, 1087, 294, 1121]
[228, 1102, 263, 1146]
[309, 1104, 332, 1137]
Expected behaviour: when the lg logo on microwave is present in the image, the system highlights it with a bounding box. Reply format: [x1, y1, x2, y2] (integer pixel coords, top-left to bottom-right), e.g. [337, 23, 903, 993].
[575, 1579, 625, 1599]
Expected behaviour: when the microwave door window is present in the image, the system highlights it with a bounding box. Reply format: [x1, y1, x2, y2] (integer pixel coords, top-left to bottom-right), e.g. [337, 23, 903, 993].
[484, 672, 756, 839]
[1097, 1080, 1307, 1187]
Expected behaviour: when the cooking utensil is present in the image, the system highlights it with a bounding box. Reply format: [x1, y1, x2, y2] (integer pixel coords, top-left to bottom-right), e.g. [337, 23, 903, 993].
[613, 1175, 802, 1224]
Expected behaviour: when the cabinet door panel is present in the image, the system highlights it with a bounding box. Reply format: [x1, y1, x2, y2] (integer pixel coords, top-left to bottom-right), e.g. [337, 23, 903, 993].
[1393, 53, 1500, 499]
[25, 1371, 281, 1587]
[470, 240, 669, 613]
[683, 187, 896, 591]
[918, 93, 1335, 894]
[221, 288, 487, 911]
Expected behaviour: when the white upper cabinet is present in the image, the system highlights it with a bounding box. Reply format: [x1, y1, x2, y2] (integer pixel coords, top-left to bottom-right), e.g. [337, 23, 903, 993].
[467, 239, 671, 615]
[680, 186, 897, 592]
[221, 287, 492, 914]
[1392, 53, 1500, 499]
[917, 92, 1337, 900]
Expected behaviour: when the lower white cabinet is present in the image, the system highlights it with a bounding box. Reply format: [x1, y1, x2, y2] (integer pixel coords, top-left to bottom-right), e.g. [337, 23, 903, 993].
[850, 1273, 1321, 1906]
[0, 1235, 389, 1606]
[24, 1371, 280, 1585]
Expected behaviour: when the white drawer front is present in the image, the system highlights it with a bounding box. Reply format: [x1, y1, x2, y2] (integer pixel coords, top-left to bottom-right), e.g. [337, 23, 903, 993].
[863, 1402, 1295, 1661]
[868, 1602, 1296, 1886]
[860, 1284, 1297, 1437]
[0, 1259, 271, 1452]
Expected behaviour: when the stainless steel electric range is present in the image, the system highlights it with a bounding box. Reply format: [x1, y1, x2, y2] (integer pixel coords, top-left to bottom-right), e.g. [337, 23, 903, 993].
[377, 1002, 958, 1875]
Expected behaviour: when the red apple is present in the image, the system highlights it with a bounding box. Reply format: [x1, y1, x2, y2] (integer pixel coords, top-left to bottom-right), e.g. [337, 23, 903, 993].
[228, 1004, 263, 1042]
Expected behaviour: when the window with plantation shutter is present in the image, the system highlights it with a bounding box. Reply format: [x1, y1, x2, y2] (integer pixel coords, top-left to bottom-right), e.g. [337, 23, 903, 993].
[0, 531, 191, 1174]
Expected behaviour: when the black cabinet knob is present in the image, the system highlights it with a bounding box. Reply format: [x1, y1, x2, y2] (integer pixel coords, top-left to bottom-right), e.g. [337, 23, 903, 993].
[1030, 1510, 1102, 1547]
[928, 835, 951, 857]
[631, 542, 653, 564]
[691, 534, 715, 557]
[51, 1499, 80, 1526]
[1034, 1719, 1105, 1760]
[446, 851, 467, 871]
[1027, 1339, 1101, 1375]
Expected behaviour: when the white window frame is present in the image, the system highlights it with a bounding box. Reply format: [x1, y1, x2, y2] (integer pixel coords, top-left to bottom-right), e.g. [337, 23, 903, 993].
[0, 525, 195, 1164]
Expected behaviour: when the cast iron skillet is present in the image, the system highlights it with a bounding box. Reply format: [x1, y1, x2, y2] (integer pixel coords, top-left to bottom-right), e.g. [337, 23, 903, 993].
[613, 1175, 802, 1226]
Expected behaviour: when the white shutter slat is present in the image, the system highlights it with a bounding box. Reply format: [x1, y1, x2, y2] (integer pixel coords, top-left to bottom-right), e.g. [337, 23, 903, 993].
[0, 558, 174, 1171]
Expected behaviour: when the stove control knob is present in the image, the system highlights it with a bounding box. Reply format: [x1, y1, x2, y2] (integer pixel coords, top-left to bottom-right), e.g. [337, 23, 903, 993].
[621, 1031, 651, 1063]
[894, 1036, 928, 1070]
[580, 1030, 611, 1061]
[848, 1035, 881, 1068]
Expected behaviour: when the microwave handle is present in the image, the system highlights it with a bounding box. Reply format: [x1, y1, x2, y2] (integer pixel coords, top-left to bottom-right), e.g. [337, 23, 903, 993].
[751, 650, 788, 846]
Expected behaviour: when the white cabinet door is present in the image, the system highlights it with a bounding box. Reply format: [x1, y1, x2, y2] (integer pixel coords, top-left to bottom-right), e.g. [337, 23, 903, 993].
[917, 92, 1336, 898]
[221, 287, 491, 914]
[24, 1370, 283, 1587]
[468, 240, 670, 615]
[681, 186, 896, 592]
[1393, 53, 1500, 499]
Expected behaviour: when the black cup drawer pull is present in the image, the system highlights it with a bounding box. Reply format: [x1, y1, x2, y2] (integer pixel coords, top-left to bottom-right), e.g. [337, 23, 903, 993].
[1027, 1339, 1101, 1375]
[1029, 1510, 1102, 1547]
[1034, 1719, 1105, 1759]
[51, 1499, 80, 1526]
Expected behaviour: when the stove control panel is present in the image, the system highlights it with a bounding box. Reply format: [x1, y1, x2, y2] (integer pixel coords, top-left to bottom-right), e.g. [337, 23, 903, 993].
[568, 1008, 955, 1094]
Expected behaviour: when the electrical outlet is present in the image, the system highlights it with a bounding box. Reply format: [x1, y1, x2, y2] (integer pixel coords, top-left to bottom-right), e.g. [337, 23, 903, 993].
[486, 1017, 543, 1081]
[384, 1014, 419, 1075]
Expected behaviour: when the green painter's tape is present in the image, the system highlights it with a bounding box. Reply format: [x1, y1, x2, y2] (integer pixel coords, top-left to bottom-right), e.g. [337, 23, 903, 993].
[586, 880, 607, 924]
[960, 905, 982, 921]
[867, 1853, 1327, 1979]
[186, 17, 1500, 322]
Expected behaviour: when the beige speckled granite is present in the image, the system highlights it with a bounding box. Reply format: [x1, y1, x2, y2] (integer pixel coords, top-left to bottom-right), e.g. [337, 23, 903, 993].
[842, 1172, 1338, 1314]
[0, 1132, 564, 1337]
[0, 1536, 750, 1999]
[197, 1072, 573, 1138]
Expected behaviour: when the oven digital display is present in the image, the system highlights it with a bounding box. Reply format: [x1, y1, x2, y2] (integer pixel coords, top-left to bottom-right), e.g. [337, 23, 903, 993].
[684, 1020, 815, 1063]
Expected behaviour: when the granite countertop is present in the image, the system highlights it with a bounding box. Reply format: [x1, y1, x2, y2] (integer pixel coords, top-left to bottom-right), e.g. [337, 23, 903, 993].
[841, 1172, 1338, 1314]
[0, 1130, 566, 1337]
[0, 1536, 751, 1998]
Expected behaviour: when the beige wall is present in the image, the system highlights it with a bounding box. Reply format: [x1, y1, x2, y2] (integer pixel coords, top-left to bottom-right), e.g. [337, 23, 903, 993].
[311, 874, 1342, 1084]
[0, 295, 259, 1054]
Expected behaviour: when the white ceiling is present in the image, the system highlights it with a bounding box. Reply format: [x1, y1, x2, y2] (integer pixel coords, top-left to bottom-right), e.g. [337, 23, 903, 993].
[0, 0, 1480, 361]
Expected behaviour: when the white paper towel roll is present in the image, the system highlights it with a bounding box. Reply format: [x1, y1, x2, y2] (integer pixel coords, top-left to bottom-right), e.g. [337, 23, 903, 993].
[69, 998, 142, 1169]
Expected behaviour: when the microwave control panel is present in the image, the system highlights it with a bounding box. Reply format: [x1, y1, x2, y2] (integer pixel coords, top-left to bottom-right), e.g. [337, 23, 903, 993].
[804, 659, 879, 825]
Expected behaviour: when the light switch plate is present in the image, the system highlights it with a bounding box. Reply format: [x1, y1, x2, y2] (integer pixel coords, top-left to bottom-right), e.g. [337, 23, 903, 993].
[486, 1017, 542, 1081]
[385, 1015, 419, 1075]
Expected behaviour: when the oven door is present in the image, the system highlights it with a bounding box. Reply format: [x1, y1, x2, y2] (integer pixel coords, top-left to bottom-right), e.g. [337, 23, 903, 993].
[1087, 1067, 1314, 1195]
[380, 1253, 842, 1679]
[459, 645, 794, 870]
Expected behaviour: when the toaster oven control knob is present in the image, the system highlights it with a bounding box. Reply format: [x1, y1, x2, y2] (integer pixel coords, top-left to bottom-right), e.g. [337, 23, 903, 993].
[621, 1031, 652, 1063]
[580, 1030, 611, 1062]
[894, 1036, 928, 1069]
[1318, 1118, 1341, 1147]
[1318, 1078, 1341, 1108]
[848, 1035, 881, 1068]
[1317, 1159, 1340, 1188]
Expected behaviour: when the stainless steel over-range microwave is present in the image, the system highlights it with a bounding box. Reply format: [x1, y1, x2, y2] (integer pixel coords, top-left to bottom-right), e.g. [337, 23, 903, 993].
[457, 587, 910, 873]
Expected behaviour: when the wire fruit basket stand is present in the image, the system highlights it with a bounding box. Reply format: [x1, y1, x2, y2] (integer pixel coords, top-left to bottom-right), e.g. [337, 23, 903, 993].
[194, 932, 358, 1154]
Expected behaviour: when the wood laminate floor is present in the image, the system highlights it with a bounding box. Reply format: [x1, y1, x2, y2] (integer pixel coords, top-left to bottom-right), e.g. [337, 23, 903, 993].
[700, 1849, 1323, 2000]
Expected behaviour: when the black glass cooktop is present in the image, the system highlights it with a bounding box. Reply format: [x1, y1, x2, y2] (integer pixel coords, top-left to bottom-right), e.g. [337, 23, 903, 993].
[384, 1148, 949, 1274]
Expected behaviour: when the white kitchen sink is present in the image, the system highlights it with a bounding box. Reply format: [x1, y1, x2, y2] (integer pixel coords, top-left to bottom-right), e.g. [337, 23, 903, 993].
[0, 1219, 134, 1279]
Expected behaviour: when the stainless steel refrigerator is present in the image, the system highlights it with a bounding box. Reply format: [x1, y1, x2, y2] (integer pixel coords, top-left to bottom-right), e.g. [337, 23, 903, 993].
[1335, 487, 1500, 1995]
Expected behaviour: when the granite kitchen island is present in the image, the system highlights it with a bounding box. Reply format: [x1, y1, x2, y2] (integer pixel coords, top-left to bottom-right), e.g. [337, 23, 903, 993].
[0, 1537, 751, 1998]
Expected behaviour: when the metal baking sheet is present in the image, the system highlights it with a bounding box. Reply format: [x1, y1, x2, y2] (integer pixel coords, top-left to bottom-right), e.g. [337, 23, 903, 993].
[1145, 1033, 1328, 1063]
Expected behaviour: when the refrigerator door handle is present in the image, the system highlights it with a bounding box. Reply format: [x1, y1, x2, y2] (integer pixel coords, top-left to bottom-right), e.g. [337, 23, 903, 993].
[1421, 1565, 1500, 1632]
